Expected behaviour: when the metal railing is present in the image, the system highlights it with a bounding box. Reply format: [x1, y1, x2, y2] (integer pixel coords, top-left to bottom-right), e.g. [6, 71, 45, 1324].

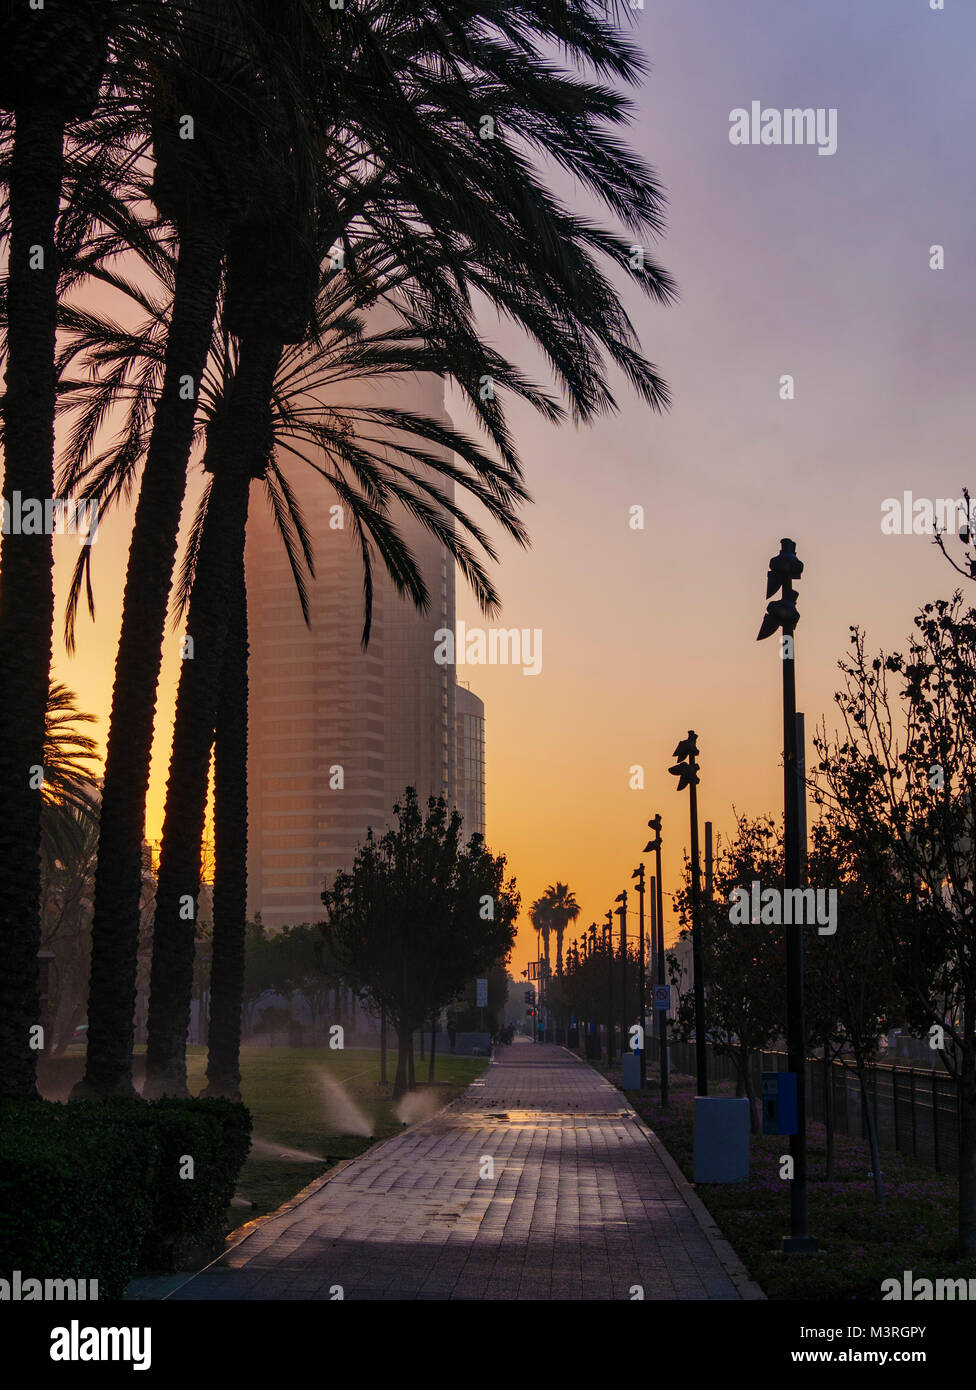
[646, 1038, 960, 1177]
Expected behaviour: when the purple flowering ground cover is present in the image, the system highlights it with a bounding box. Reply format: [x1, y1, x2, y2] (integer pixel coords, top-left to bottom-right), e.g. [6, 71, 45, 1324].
[604, 1064, 970, 1300]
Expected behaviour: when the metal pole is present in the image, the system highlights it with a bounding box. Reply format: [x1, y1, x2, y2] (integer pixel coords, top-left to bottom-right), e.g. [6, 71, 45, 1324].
[637, 867, 647, 1089]
[654, 833, 669, 1107]
[688, 764, 708, 1098]
[618, 891, 628, 1056]
[605, 911, 615, 1067]
[704, 820, 713, 899]
[783, 611, 814, 1250]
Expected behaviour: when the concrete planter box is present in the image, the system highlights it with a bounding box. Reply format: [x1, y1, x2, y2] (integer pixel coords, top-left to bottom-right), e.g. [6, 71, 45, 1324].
[693, 1096, 750, 1183]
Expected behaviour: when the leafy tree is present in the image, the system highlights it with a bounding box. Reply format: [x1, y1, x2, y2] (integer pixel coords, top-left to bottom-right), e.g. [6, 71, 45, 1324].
[670, 815, 786, 1131]
[814, 596, 976, 1249]
[320, 788, 519, 1099]
[803, 817, 901, 1197]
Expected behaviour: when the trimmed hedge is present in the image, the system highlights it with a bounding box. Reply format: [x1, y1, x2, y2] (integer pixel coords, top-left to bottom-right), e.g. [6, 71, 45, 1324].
[0, 1096, 252, 1298]
[138, 1097, 252, 1271]
[0, 1100, 156, 1299]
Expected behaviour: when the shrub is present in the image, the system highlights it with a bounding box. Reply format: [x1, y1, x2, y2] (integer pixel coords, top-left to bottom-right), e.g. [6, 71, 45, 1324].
[137, 1097, 252, 1271]
[0, 1095, 252, 1296]
[0, 1099, 155, 1299]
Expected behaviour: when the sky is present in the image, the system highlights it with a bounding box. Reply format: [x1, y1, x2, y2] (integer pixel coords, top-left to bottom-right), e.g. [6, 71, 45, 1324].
[45, 0, 976, 982]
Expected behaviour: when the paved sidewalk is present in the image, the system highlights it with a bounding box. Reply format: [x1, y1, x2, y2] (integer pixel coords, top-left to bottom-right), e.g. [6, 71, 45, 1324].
[127, 1041, 762, 1301]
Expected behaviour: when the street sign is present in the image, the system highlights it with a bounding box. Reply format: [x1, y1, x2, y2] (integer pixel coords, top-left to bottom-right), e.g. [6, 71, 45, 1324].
[653, 984, 671, 1011]
[476, 978, 488, 1008]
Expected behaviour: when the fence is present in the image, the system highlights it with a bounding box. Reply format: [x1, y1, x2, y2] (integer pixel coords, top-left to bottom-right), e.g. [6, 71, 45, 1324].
[646, 1037, 960, 1177]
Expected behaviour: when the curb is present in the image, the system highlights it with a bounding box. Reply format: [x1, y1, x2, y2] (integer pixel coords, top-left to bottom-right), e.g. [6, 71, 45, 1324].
[573, 1048, 767, 1301]
[628, 1109, 767, 1300]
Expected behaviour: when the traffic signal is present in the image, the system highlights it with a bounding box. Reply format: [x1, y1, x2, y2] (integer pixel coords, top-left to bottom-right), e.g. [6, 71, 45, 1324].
[757, 537, 803, 641]
[669, 732, 699, 790]
[524, 989, 535, 1005]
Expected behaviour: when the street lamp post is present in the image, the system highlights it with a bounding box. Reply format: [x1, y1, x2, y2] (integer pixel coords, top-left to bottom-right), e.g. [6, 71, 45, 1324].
[758, 536, 817, 1253]
[632, 863, 647, 1089]
[669, 733, 707, 1097]
[615, 889, 628, 1057]
[604, 908, 615, 1067]
[645, 816, 669, 1107]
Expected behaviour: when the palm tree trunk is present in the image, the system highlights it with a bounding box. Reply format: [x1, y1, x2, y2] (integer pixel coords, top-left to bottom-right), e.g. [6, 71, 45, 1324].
[202, 557, 248, 1100]
[0, 107, 64, 1098]
[144, 333, 281, 1097]
[380, 1012, 387, 1083]
[77, 224, 224, 1099]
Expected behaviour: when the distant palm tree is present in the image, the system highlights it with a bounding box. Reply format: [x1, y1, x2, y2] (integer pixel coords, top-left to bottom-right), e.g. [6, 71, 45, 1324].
[529, 896, 554, 982]
[40, 683, 100, 875]
[532, 883, 581, 978]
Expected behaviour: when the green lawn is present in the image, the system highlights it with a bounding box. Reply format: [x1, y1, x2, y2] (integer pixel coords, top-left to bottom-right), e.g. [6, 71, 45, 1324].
[38, 1045, 488, 1231]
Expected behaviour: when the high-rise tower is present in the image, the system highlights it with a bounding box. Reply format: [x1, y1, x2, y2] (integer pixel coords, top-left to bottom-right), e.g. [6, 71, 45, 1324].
[245, 366, 467, 928]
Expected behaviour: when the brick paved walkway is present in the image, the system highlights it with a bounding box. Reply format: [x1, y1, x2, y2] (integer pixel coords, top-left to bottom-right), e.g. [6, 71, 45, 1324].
[128, 1041, 762, 1301]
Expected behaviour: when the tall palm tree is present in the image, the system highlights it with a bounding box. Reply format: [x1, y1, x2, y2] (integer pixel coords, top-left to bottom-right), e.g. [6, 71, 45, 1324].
[202, 553, 248, 1098]
[76, 1, 319, 1097]
[61, 0, 674, 1096]
[0, 0, 110, 1096]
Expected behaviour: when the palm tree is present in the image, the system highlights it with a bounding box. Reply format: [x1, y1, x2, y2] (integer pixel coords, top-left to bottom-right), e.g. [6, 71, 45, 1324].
[201, 554, 248, 1099]
[57, 0, 675, 1097]
[544, 882, 581, 979]
[37, 683, 100, 1058]
[39, 683, 100, 875]
[75, 1, 320, 1098]
[531, 882, 580, 1037]
[529, 896, 553, 983]
[0, 1, 110, 1096]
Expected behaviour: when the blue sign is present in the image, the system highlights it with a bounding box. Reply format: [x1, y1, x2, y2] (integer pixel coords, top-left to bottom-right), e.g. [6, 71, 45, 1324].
[761, 1071, 798, 1135]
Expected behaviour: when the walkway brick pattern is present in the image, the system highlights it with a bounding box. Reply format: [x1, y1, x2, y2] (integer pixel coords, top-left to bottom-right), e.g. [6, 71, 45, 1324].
[129, 1042, 762, 1301]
